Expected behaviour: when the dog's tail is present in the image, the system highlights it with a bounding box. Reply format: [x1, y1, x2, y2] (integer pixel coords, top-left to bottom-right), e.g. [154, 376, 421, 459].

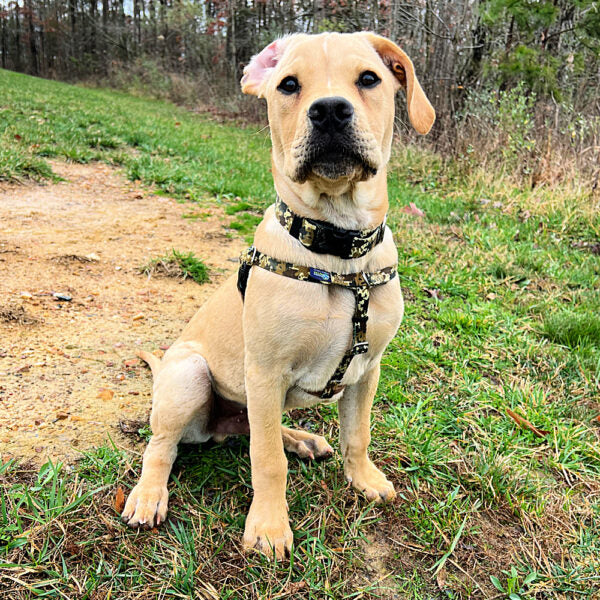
[137, 350, 161, 377]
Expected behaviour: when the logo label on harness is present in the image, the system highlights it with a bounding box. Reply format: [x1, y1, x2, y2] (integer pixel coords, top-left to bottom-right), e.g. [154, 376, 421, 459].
[309, 267, 331, 282]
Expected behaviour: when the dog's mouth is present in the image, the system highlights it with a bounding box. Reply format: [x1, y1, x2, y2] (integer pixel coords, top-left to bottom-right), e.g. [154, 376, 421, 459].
[293, 136, 377, 183]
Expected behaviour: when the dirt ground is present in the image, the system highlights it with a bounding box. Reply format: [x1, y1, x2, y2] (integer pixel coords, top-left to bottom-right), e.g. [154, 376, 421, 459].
[0, 161, 244, 464]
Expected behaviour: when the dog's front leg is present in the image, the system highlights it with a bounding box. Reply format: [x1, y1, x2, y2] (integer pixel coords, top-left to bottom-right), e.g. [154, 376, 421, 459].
[338, 364, 396, 503]
[242, 360, 292, 559]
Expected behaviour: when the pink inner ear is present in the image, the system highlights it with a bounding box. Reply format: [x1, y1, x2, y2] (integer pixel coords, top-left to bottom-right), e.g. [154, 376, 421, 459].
[242, 41, 281, 90]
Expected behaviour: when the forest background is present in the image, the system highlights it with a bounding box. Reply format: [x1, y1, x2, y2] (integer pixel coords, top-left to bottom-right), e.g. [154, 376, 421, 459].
[1, 0, 599, 188]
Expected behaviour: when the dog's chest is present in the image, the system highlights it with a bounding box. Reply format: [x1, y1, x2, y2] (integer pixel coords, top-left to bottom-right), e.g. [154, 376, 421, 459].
[289, 277, 403, 401]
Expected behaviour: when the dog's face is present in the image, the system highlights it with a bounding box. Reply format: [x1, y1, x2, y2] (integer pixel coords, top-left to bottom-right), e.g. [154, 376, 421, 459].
[241, 33, 435, 188]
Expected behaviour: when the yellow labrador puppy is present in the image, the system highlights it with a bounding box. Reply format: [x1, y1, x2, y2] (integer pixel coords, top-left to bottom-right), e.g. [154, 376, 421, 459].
[122, 32, 435, 559]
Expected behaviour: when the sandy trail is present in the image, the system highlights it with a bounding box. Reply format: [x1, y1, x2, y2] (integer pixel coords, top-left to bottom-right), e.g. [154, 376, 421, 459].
[0, 161, 244, 463]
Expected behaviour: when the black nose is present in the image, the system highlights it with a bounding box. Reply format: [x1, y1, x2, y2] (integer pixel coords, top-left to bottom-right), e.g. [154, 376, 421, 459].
[307, 97, 354, 133]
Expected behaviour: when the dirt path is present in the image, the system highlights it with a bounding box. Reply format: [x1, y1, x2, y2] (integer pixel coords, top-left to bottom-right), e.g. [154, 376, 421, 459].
[0, 161, 244, 463]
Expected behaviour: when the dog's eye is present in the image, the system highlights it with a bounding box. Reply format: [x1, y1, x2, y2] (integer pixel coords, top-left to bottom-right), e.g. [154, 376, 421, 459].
[277, 76, 300, 95]
[357, 71, 381, 89]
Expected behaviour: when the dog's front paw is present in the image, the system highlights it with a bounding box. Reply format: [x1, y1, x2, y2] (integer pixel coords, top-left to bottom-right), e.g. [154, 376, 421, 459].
[121, 483, 169, 528]
[243, 501, 293, 560]
[345, 459, 396, 503]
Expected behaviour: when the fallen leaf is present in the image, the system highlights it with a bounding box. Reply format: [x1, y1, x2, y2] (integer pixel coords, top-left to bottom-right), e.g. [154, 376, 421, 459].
[114, 486, 125, 513]
[97, 388, 115, 401]
[506, 408, 549, 437]
[401, 202, 425, 218]
[424, 288, 442, 300]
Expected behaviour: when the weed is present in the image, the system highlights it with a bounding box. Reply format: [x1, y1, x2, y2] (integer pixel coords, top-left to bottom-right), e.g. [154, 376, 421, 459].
[543, 310, 600, 348]
[139, 249, 209, 284]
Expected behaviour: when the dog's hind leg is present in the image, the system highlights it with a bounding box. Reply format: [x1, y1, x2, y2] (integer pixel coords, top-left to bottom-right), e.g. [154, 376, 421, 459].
[281, 426, 334, 460]
[122, 346, 212, 528]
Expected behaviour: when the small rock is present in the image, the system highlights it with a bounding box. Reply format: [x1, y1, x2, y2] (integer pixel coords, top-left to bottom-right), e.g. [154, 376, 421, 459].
[115, 266, 122, 271]
[20, 291, 33, 299]
[86, 253, 100, 261]
[132, 313, 145, 321]
[53, 293, 72, 302]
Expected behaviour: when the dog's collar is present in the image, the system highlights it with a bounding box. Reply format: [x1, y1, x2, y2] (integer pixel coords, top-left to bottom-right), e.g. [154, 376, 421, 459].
[275, 197, 386, 259]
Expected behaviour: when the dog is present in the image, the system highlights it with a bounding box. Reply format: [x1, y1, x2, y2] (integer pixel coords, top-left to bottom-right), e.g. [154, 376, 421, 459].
[121, 31, 435, 559]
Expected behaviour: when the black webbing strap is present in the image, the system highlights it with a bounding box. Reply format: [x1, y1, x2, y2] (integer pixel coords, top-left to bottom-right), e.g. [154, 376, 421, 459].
[275, 197, 386, 259]
[237, 246, 397, 399]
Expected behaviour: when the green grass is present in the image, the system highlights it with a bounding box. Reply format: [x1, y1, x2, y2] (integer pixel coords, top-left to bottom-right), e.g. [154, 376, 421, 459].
[1, 69, 600, 599]
[139, 248, 210, 284]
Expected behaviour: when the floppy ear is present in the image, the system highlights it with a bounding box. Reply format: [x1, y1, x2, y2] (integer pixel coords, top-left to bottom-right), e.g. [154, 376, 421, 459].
[241, 38, 288, 98]
[363, 33, 435, 135]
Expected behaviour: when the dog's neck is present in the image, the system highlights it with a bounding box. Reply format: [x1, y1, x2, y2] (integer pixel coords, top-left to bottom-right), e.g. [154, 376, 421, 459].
[272, 161, 389, 231]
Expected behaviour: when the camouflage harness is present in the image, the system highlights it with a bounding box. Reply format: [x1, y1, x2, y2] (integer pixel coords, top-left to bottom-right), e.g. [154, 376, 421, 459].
[237, 203, 396, 399]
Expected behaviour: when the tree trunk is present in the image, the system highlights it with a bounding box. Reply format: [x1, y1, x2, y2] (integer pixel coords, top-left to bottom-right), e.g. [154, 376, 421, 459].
[14, 0, 21, 71]
[1, 11, 7, 70]
[26, 0, 37, 74]
[69, 0, 76, 57]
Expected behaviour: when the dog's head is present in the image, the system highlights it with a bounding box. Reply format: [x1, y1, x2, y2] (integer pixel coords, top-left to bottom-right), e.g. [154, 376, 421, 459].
[241, 33, 435, 189]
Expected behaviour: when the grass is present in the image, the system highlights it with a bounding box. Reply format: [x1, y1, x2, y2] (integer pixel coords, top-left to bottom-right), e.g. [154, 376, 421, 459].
[1, 68, 600, 599]
[139, 249, 210, 284]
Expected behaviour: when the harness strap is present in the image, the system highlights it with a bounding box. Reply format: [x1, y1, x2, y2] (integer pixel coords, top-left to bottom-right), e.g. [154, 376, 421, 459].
[275, 197, 386, 259]
[237, 246, 396, 399]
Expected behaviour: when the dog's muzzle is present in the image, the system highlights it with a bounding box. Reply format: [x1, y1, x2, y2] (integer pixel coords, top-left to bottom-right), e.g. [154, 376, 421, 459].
[293, 96, 377, 182]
